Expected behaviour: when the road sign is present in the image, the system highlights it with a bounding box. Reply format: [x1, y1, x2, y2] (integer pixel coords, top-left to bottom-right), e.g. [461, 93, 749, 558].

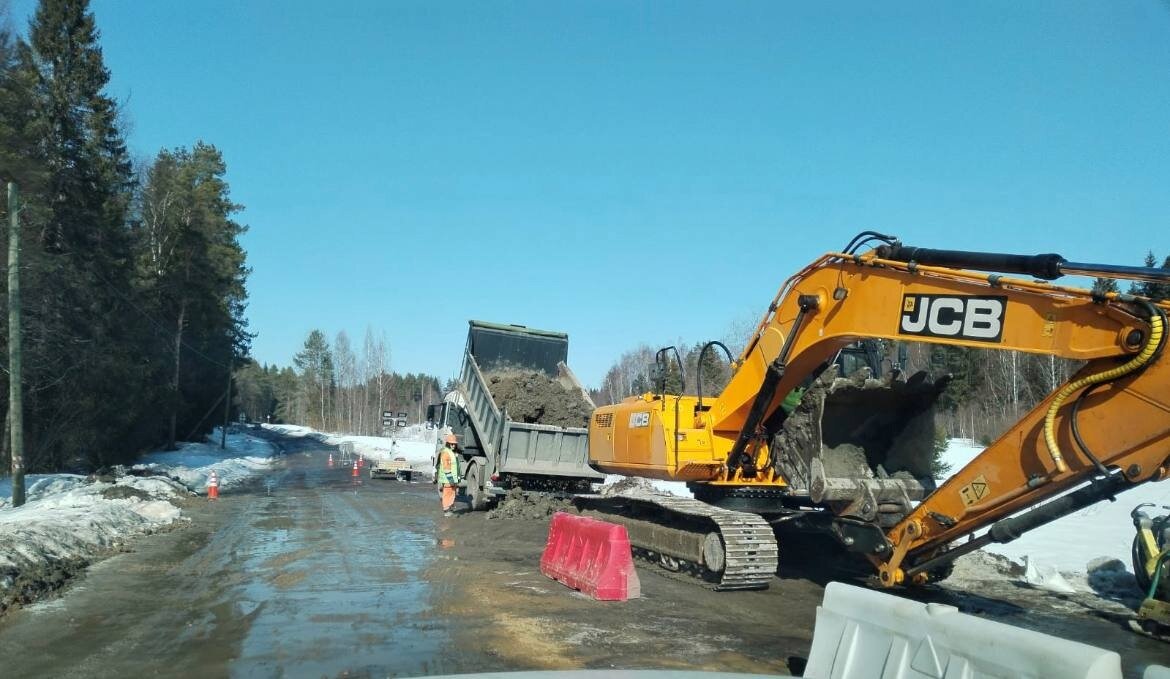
[397, 418, 407, 427]
[382, 410, 394, 419]
[397, 412, 407, 419]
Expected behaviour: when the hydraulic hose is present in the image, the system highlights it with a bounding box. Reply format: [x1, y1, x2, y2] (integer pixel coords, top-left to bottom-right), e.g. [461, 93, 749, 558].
[1043, 300, 1165, 474]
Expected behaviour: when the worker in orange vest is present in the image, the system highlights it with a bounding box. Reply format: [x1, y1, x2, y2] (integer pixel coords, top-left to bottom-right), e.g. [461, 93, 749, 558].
[436, 433, 461, 516]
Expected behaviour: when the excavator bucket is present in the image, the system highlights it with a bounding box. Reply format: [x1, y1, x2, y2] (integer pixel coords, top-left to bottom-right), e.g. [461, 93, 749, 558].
[771, 366, 948, 525]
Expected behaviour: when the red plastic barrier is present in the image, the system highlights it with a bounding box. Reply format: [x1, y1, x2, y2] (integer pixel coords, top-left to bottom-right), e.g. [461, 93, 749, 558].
[540, 512, 641, 601]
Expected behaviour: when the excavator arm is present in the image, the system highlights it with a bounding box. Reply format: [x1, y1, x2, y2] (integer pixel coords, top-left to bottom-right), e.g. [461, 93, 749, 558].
[713, 239, 1169, 586]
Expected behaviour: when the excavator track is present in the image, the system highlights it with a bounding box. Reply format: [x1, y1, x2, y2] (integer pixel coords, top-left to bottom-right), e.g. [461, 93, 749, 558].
[574, 491, 778, 590]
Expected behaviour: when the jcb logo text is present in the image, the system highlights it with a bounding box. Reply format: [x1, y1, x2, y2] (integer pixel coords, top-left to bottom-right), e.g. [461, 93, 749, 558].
[899, 295, 1006, 342]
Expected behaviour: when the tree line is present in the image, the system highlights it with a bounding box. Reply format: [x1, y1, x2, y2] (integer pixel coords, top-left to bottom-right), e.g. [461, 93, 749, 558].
[233, 328, 445, 435]
[1, 0, 249, 471]
[592, 253, 1169, 445]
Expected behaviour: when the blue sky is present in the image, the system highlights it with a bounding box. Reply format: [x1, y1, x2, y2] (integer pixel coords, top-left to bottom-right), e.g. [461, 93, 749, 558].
[9, 1, 1170, 387]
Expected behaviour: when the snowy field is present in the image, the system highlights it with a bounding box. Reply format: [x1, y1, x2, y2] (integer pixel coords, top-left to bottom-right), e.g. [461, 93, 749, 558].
[938, 438, 1170, 588]
[0, 428, 279, 610]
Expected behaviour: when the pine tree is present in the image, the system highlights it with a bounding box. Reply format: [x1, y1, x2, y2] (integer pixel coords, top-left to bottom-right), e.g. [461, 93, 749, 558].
[136, 143, 250, 446]
[1092, 277, 1119, 296]
[0, 14, 43, 188]
[7, 0, 147, 468]
[1129, 251, 1170, 302]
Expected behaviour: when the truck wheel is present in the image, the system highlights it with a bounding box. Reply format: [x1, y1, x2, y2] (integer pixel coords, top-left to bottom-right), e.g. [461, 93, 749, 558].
[467, 463, 488, 511]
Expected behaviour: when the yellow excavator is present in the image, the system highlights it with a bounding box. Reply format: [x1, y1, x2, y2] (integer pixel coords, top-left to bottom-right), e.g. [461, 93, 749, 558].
[581, 232, 1170, 590]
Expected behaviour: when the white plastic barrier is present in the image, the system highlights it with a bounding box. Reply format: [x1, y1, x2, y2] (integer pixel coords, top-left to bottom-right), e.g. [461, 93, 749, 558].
[803, 582, 1122, 679]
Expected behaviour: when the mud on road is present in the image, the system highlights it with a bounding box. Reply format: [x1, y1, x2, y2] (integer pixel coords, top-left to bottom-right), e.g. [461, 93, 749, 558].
[0, 430, 1164, 678]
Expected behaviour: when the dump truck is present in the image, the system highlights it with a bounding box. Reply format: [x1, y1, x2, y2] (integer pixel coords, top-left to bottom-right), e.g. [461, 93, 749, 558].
[428, 320, 606, 510]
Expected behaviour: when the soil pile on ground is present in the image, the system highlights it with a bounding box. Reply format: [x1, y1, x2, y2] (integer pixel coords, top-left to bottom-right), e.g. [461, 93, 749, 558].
[484, 370, 591, 428]
[101, 486, 152, 501]
[0, 557, 90, 616]
[486, 488, 575, 520]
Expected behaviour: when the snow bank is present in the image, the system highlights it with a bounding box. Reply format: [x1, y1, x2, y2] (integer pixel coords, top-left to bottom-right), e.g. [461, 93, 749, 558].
[0, 475, 190, 574]
[133, 428, 278, 494]
[937, 438, 1170, 587]
[262, 423, 318, 438]
[0, 427, 281, 612]
[0, 475, 89, 509]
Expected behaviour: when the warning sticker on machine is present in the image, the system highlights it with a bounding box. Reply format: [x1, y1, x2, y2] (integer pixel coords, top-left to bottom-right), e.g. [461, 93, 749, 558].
[959, 475, 990, 507]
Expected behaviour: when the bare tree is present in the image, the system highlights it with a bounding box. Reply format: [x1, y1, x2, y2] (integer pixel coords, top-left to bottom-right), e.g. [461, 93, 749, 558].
[334, 331, 356, 432]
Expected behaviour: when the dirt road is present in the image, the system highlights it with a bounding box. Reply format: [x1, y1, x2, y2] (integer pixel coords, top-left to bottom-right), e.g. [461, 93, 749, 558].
[0, 432, 1163, 677]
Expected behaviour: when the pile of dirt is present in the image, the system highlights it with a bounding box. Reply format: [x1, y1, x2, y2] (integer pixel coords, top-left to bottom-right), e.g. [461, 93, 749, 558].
[484, 370, 591, 428]
[485, 488, 575, 520]
[0, 556, 90, 616]
[100, 486, 153, 501]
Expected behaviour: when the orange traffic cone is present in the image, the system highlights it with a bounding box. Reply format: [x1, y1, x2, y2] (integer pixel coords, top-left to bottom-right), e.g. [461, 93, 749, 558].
[358, 455, 365, 469]
[328, 453, 334, 467]
[351, 459, 361, 485]
[207, 470, 219, 500]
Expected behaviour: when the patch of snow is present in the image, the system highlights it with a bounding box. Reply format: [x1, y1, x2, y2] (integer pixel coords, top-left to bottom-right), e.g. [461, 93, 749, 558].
[600, 474, 693, 498]
[0, 426, 282, 610]
[262, 423, 317, 438]
[936, 438, 1170, 591]
[131, 500, 182, 523]
[134, 428, 278, 494]
[0, 479, 187, 571]
[0, 475, 89, 509]
[1023, 556, 1077, 594]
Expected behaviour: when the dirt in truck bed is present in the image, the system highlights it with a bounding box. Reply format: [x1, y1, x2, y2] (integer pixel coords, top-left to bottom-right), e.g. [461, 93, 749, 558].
[484, 369, 592, 428]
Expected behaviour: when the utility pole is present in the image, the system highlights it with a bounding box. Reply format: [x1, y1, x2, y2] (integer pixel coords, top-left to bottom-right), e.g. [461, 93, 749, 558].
[220, 359, 232, 449]
[8, 183, 25, 507]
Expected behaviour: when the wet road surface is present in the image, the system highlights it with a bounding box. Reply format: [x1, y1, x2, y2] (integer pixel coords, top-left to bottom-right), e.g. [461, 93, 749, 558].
[0, 432, 1165, 677]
